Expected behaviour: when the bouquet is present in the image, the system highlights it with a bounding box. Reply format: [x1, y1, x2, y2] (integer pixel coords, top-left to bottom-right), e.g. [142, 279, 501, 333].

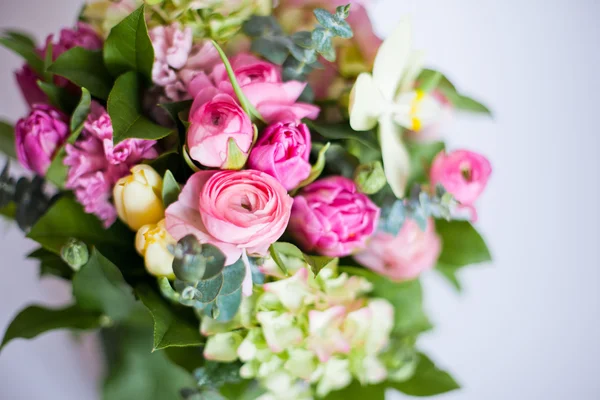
[0, 1, 493, 399]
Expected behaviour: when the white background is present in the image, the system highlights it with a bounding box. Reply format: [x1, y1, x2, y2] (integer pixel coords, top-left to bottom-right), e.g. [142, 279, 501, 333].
[1, 0, 599, 399]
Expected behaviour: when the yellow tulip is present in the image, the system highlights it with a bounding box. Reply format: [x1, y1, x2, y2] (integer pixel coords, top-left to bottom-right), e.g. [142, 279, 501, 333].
[114, 165, 164, 231]
[135, 219, 175, 278]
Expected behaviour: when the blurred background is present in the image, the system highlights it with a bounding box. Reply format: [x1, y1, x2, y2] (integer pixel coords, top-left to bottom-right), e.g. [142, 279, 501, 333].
[1, 0, 599, 399]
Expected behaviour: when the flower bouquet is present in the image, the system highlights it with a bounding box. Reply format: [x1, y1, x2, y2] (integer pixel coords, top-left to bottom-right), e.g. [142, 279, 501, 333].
[0, 0, 493, 399]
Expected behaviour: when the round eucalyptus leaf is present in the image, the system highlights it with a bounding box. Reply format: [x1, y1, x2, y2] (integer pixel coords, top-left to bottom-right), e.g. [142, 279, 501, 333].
[200, 244, 227, 280]
[220, 258, 246, 296]
[215, 288, 242, 322]
[196, 273, 223, 303]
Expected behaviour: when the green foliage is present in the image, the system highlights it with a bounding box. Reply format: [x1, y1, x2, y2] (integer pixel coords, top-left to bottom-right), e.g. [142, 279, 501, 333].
[48, 48, 113, 99]
[293, 142, 330, 191]
[327, 380, 386, 400]
[390, 353, 460, 396]
[102, 325, 196, 400]
[354, 161, 386, 194]
[0, 31, 44, 75]
[171, 236, 227, 282]
[0, 120, 16, 160]
[27, 247, 73, 280]
[136, 284, 203, 351]
[417, 69, 492, 116]
[45, 88, 91, 188]
[27, 196, 134, 261]
[162, 170, 181, 209]
[406, 141, 445, 188]
[0, 304, 101, 351]
[103, 5, 154, 81]
[193, 361, 245, 394]
[341, 267, 432, 336]
[435, 220, 491, 290]
[108, 71, 173, 144]
[73, 249, 137, 322]
[36, 81, 80, 114]
[271, 241, 337, 276]
[305, 120, 380, 151]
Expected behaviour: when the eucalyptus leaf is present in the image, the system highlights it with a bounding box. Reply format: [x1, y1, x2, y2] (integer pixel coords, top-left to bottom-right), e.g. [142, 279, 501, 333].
[47, 48, 113, 99]
[0, 304, 101, 351]
[200, 244, 227, 280]
[0, 34, 44, 75]
[103, 5, 154, 81]
[214, 287, 242, 322]
[73, 249, 137, 322]
[250, 36, 290, 65]
[220, 259, 246, 296]
[0, 121, 16, 159]
[291, 31, 313, 49]
[390, 353, 460, 396]
[135, 284, 203, 351]
[162, 170, 180, 209]
[108, 71, 173, 144]
[196, 274, 224, 303]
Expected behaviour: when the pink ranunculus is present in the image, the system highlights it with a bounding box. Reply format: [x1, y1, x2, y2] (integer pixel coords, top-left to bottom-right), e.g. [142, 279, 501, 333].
[247, 121, 312, 190]
[165, 169, 293, 264]
[150, 23, 220, 103]
[187, 93, 254, 168]
[354, 219, 441, 281]
[15, 65, 48, 108]
[288, 176, 380, 257]
[15, 104, 69, 175]
[188, 53, 320, 123]
[430, 149, 492, 215]
[64, 102, 157, 227]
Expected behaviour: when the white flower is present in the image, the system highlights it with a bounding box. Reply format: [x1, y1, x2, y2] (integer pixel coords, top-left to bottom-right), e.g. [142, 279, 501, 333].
[263, 268, 313, 313]
[312, 357, 353, 397]
[203, 331, 243, 362]
[256, 311, 304, 353]
[349, 18, 442, 197]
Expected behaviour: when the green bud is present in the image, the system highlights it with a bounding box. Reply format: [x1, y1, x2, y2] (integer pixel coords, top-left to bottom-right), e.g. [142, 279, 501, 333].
[144, 0, 164, 5]
[354, 161, 387, 194]
[60, 238, 89, 271]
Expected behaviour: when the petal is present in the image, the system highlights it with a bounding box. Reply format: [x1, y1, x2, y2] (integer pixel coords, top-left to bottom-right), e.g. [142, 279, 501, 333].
[379, 116, 411, 198]
[349, 73, 386, 131]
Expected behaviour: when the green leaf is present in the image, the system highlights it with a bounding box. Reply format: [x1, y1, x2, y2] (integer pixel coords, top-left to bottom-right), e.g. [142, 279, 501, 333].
[327, 381, 386, 400]
[196, 274, 224, 303]
[304, 255, 337, 276]
[36, 81, 80, 113]
[406, 141, 445, 188]
[73, 249, 137, 322]
[269, 244, 289, 276]
[2, 30, 36, 48]
[214, 287, 242, 322]
[0, 202, 16, 220]
[159, 99, 193, 125]
[436, 265, 462, 292]
[103, 5, 154, 81]
[449, 93, 492, 115]
[0, 304, 101, 351]
[418, 70, 442, 93]
[135, 284, 203, 351]
[305, 120, 380, 151]
[102, 325, 196, 400]
[48, 48, 113, 99]
[436, 220, 491, 267]
[223, 137, 248, 170]
[0, 120, 16, 159]
[27, 247, 73, 280]
[27, 196, 134, 260]
[45, 88, 91, 187]
[211, 40, 264, 122]
[0, 34, 44, 75]
[220, 259, 246, 296]
[250, 36, 290, 65]
[108, 71, 173, 144]
[341, 267, 432, 336]
[162, 170, 180, 209]
[390, 353, 460, 396]
[294, 142, 330, 191]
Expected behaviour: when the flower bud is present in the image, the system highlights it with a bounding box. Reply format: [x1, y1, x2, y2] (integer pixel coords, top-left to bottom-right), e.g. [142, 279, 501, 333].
[354, 161, 387, 194]
[113, 165, 164, 231]
[135, 219, 176, 278]
[60, 238, 89, 271]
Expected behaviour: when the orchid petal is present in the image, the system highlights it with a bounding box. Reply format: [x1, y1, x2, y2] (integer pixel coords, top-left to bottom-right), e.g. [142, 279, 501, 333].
[379, 116, 411, 198]
[349, 72, 386, 131]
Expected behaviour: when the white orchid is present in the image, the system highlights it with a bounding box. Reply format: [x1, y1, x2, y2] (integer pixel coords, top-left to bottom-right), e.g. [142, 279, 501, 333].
[349, 18, 442, 198]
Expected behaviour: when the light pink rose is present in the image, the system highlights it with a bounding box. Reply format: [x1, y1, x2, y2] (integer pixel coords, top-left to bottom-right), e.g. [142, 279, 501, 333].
[354, 219, 441, 281]
[247, 121, 312, 190]
[288, 176, 380, 257]
[430, 149, 492, 216]
[165, 170, 293, 264]
[188, 53, 320, 122]
[187, 92, 254, 168]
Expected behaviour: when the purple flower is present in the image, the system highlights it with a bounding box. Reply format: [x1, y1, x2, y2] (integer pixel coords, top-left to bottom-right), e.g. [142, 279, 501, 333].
[15, 65, 48, 108]
[288, 176, 380, 257]
[248, 121, 312, 190]
[64, 102, 158, 227]
[15, 104, 69, 175]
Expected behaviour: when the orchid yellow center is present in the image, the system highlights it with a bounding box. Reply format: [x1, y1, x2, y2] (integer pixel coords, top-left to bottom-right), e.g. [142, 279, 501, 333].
[409, 90, 426, 131]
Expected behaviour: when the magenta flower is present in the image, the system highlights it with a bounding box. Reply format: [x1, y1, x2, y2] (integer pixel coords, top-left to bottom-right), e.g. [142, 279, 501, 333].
[64, 102, 158, 227]
[248, 121, 312, 190]
[288, 176, 380, 257]
[15, 65, 48, 108]
[15, 104, 69, 175]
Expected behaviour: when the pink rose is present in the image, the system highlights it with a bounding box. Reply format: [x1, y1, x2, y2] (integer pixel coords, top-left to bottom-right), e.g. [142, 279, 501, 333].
[165, 170, 293, 264]
[288, 176, 380, 257]
[247, 121, 312, 190]
[187, 92, 254, 168]
[15, 104, 69, 175]
[354, 219, 441, 281]
[188, 53, 320, 122]
[430, 149, 492, 209]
